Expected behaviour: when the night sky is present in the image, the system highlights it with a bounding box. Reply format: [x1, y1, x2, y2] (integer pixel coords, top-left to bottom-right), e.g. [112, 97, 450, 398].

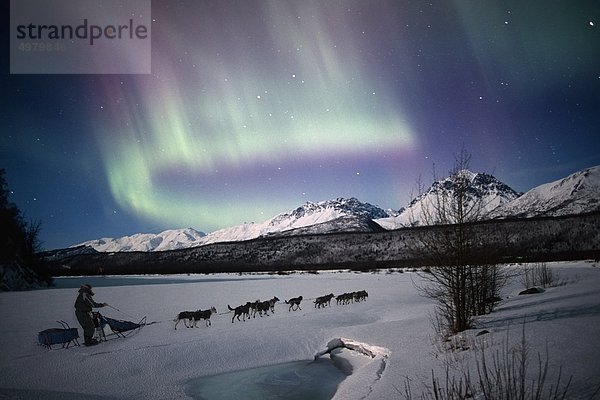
[2, 1, 599, 250]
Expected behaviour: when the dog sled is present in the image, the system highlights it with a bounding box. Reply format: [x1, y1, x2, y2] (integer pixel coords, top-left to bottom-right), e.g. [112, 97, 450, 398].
[92, 312, 147, 341]
[38, 321, 80, 349]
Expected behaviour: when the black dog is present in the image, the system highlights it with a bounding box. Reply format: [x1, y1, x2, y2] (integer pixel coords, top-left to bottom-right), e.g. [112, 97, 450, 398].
[354, 290, 368, 302]
[314, 293, 334, 308]
[189, 307, 217, 328]
[285, 296, 303, 311]
[228, 303, 251, 323]
[174, 311, 195, 329]
[255, 297, 280, 317]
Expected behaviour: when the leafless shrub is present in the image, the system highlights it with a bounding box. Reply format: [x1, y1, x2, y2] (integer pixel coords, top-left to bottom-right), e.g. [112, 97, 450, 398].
[402, 325, 579, 400]
[520, 263, 556, 288]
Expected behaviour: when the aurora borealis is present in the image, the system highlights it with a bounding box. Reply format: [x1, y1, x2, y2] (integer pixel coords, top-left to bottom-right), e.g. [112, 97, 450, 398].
[2, 1, 599, 249]
[96, 1, 414, 229]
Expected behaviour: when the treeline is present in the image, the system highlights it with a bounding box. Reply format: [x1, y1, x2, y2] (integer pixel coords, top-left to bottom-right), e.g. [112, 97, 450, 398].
[43, 211, 600, 276]
[0, 169, 51, 290]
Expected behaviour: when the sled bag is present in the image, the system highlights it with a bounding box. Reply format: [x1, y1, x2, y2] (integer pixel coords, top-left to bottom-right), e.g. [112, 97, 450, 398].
[38, 327, 79, 348]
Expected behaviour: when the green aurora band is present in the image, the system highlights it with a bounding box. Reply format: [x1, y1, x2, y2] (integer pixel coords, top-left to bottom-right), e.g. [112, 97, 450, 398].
[96, 1, 415, 231]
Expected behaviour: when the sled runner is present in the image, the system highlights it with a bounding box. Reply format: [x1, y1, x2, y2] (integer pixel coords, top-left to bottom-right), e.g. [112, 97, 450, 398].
[38, 321, 80, 349]
[92, 312, 147, 340]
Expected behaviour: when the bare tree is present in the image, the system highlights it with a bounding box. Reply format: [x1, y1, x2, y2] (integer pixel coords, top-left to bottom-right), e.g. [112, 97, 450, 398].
[22, 219, 43, 265]
[411, 148, 507, 334]
[0, 169, 50, 285]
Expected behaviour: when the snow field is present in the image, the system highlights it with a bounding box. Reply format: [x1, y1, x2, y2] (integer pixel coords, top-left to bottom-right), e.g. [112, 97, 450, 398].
[1, 262, 600, 399]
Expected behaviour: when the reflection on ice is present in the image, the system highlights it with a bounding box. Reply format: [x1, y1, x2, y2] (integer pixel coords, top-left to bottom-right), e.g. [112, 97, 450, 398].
[52, 275, 278, 289]
[0, 388, 114, 399]
[186, 358, 348, 400]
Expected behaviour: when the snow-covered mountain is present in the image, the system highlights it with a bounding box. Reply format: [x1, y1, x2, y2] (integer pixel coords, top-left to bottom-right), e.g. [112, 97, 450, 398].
[78, 228, 206, 252]
[76, 198, 391, 252]
[197, 197, 390, 245]
[376, 170, 520, 229]
[494, 165, 600, 218]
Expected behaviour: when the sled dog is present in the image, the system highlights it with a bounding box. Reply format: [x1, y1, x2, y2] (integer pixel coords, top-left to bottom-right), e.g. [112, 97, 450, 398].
[285, 296, 303, 311]
[314, 293, 334, 308]
[189, 307, 217, 327]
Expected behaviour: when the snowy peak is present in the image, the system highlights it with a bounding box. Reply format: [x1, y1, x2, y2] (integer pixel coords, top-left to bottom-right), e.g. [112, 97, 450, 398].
[422, 170, 518, 204]
[376, 170, 520, 229]
[200, 197, 390, 246]
[276, 215, 386, 237]
[495, 165, 600, 218]
[77, 228, 206, 252]
[270, 197, 390, 227]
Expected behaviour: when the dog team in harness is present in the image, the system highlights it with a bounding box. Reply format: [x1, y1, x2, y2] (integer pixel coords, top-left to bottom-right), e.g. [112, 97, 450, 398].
[40, 283, 367, 349]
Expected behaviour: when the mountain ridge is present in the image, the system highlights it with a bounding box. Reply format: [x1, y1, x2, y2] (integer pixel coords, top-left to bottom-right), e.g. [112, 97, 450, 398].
[74, 166, 600, 252]
[77, 197, 391, 252]
[376, 170, 520, 229]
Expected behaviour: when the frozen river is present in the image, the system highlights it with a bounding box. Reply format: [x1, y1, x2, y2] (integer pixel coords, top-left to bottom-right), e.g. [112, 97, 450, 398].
[52, 274, 279, 288]
[2, 263, 599, 399]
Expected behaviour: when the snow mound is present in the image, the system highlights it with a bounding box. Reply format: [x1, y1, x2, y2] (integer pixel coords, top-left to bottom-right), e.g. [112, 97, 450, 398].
[315, 337, 390, 400]
[315, 337, 390, 360]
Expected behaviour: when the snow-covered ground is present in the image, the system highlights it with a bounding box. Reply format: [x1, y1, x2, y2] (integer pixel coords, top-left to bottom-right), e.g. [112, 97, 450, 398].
[1, 262, 599, 399]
